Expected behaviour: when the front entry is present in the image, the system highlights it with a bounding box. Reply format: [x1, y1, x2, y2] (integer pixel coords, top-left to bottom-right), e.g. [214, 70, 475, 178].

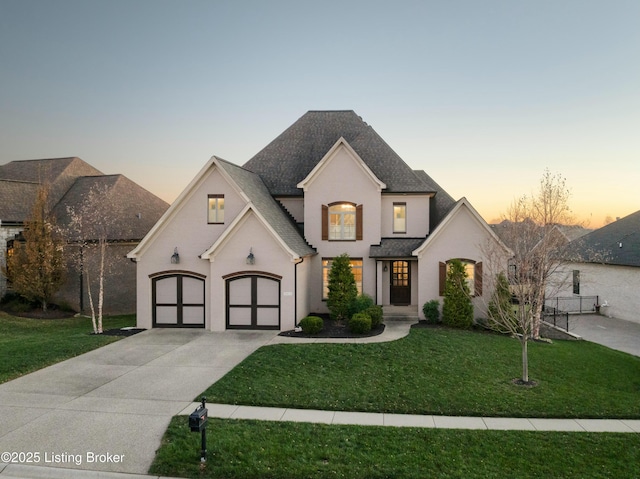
[390, 260, 411, 305]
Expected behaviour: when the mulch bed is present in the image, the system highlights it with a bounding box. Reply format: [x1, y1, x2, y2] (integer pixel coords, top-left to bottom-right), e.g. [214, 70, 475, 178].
[0, 306, 75, 320]
[279, 314, 385, 338]
[99, 328, 146, 337]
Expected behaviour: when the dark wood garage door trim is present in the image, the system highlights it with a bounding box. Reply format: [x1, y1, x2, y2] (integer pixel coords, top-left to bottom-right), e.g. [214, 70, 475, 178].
[224, 271, 282, 330]
[150, 271, 206, 328]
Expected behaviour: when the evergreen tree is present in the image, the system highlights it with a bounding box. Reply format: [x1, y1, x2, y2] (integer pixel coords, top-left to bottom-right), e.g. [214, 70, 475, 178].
[5, 186, 65, 311]
[327, 253, 358, 322]
[442, 259, 473, 328]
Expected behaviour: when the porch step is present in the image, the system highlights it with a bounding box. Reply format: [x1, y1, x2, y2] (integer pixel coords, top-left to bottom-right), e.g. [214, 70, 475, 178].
[383, 305, 420, 321]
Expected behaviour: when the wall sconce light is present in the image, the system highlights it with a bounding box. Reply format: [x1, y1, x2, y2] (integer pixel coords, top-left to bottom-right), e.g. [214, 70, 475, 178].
[171, 247, 180, 264]
[383, 265, 388, 272]
[246, 247, 255, 265]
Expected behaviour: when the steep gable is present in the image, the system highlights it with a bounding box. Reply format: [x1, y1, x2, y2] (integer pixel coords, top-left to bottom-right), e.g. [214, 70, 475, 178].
[243, 110, 434, 195]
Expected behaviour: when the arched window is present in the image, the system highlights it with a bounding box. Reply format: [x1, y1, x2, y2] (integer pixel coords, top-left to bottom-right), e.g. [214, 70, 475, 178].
[439, 259, 483, 297]
[321, 203, 363, 241]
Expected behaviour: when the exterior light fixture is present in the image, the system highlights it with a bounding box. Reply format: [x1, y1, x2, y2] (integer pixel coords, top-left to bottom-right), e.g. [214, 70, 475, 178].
[246, 247, 255, 265]
[383, 264, 388, 272]
[171, 247, 180, 264]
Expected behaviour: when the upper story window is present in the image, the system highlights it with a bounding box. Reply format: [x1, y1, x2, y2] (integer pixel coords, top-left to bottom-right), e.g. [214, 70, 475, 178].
[393, 203, 406, 233]
[322, 203, 363, 241]
[208, 194, 224, 224]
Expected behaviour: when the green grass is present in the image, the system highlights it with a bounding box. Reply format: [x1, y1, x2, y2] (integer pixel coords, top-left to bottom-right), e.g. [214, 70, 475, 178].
[150, 417, 640, 479]
[201, 326, 640, 418]
[0, 311, 136, 384]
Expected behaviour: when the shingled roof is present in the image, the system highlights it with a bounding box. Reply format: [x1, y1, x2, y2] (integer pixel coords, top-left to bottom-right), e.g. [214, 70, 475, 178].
[216, 158, 315, 257]
[243, 111, 436, 196]
[52, 175, 169, 241]
[567, 210, 640, 268]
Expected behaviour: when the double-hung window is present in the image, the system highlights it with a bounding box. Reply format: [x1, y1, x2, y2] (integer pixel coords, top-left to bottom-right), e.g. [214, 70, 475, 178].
[208, 194, 224, 224]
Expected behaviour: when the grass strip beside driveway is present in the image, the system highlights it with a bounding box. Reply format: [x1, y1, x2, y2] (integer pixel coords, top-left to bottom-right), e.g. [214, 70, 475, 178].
[0, 312, 136, 384]
[200, 327, 640, 419]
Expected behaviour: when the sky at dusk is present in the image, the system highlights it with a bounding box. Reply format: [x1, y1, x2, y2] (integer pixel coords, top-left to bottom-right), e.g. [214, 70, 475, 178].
[1, 0, 638, 227]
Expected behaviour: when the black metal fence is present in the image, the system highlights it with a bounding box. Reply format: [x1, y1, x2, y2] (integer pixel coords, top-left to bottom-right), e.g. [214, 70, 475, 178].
[543, 306, 569, 332]
[544, 296, 600, 314]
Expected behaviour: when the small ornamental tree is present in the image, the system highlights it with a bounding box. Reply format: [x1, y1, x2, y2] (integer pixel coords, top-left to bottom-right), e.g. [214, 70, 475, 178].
[5, 185, 65, 311]
[442, 259, 473, 329]
[327, 253, 358, 322]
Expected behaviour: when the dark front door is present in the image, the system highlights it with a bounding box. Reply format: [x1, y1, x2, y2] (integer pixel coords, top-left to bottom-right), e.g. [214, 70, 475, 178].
[390, 261, 411, 305]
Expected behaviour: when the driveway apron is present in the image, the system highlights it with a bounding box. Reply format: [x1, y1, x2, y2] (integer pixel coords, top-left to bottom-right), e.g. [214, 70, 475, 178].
[0, 328, 278, 475]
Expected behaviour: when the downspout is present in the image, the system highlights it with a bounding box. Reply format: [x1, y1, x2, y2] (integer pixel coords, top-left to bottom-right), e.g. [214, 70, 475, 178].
[294, 256, 304, 327]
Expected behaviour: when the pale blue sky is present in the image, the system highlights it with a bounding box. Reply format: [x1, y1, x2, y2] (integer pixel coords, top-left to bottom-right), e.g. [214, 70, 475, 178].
[1, 0, 638, 226]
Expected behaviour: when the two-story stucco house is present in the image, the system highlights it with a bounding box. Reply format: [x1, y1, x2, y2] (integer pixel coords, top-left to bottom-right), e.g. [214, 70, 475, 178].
[128, 111, 509, 331]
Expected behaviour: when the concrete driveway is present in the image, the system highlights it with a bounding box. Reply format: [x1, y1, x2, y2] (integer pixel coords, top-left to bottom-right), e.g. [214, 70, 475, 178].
[569, 314, 640, 357]
[0, 328, 278, 475]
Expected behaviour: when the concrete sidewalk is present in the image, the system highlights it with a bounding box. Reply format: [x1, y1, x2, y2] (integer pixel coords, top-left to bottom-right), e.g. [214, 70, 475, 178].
[180, 402, 640, 433]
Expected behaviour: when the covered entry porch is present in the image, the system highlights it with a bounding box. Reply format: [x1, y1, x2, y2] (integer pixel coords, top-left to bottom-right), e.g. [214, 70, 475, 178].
[370, 238, 424, 307]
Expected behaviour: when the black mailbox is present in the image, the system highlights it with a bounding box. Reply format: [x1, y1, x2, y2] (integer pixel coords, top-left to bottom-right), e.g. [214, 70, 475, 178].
[189, 404, 208, 432]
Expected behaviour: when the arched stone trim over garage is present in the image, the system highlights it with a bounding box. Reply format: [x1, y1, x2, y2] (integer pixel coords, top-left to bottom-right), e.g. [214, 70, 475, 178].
[150, 271, 206, 328]
[224, 271, 282, 330]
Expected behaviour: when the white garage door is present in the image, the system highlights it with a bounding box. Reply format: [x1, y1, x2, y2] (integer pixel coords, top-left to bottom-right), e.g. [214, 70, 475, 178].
[152, 274, 205, 328]
[226, 275, 280, 330]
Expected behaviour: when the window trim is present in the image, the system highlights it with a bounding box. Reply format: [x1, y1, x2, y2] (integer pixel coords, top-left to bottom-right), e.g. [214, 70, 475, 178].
[208, 194, 225, 224]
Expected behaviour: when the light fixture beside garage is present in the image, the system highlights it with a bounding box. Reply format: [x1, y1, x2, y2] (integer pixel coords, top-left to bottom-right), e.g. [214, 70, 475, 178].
[246, 247, 255, 265]
[171, 247, 180, 264]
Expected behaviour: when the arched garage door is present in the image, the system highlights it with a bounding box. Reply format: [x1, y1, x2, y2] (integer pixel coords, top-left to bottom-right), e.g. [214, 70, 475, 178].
[226, 273, 281, 330]
[152, 273, 205, 328]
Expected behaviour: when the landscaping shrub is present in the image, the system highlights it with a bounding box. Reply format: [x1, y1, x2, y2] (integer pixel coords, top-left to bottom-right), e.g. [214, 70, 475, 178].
[422, 299, 440, 323]
[442, 259, 473, 329]
[349, 312, 372, 334]
[365, 305, 383, 329]
[327, 254, 358, 321]
[349, 293, 375, 317]
[299, 316, 323, 334]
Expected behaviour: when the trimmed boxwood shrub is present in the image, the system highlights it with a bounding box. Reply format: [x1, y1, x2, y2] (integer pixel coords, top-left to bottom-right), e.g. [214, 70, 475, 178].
[349, 312, 372, 334]
[299, 316, 323, 334]
[349, 293, 375, 317]
[365, 305, 383, 329]
[422, 299, 440, 324]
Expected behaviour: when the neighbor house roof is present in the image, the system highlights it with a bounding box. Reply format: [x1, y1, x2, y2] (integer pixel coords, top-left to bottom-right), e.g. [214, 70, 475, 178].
[0, 180, 40, 222]
[567, 210, 640, 267]
[52, 175, 169, 241]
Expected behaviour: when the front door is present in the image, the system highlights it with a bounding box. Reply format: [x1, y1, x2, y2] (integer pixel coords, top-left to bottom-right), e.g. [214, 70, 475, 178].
[390, 260, 411, 305]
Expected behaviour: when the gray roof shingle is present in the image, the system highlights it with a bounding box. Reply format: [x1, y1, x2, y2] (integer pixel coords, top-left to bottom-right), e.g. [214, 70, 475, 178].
[568, 210, 640, 267]
[216, 158, 315, 257]
[369, 238, 427, 258]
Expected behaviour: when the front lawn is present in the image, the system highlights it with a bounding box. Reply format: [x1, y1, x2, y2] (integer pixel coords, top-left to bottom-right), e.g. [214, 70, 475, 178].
[150, 418, 640, 479]
[0, 311, 136, 384]
[201, 326, 640, 418]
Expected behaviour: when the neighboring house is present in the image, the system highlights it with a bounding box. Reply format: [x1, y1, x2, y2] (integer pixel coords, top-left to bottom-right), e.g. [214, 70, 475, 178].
[557, 210, 640, 324]
[128, 110, 510, 331]
[0, 157, 168, 314]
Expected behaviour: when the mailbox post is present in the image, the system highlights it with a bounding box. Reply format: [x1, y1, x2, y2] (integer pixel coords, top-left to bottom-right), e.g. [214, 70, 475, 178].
[189, 397, 208, 462]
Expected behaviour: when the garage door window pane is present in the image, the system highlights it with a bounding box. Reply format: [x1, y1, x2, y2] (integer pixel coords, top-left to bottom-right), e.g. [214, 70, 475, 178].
[156, 306, 177, 324]
[229, 278, 251, 305]
[182, 276, 204, 304]
[228, 307, 252, 326]
[256, 307, 279, 326]
[183, 306, 205, 324]
[257, 278, 279, 305]
[156, 277, 177, 303]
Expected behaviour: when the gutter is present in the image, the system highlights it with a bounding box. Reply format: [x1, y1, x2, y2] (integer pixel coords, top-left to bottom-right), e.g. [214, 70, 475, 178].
[294, 256, 304, 327]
